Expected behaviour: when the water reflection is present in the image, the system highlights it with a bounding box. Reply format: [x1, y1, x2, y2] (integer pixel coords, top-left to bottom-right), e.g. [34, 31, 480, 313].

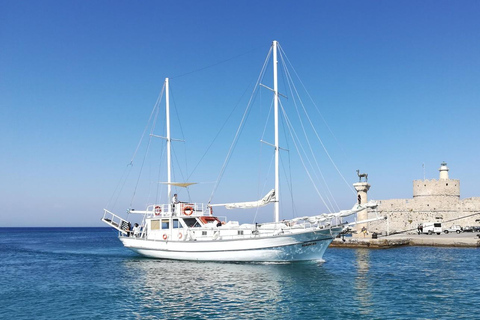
[123, 260, 285, 318]
[354, 249, 373, 316]
[120, 259, 338, 318]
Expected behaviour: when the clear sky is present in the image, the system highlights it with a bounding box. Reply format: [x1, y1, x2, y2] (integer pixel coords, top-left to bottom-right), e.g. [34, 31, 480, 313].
[1, 0, 479, 227]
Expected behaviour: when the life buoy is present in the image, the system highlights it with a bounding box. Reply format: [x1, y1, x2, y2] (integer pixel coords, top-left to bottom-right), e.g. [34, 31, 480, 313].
[163, 234, 167, 240]
[155, 206, 162, 216]
[183, 206, 194, 216]
[209, 206, 213, 215]
[178, 232, 183, 239]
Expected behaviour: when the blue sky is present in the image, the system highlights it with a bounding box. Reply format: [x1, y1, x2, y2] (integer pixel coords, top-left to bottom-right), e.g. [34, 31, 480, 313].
[1, 0, 479, 227]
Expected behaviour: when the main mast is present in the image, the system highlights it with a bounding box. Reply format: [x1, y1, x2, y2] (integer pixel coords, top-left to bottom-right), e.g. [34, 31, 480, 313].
[273, 41, 280, 222]
[166, 78, 172, 211]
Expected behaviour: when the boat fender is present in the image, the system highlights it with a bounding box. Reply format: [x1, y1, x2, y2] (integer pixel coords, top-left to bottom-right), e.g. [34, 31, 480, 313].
[163, 234, 167, 240]
[155, 206, 162, 216]
[178, 232, 183, 239]
[183, 206, 194, 216]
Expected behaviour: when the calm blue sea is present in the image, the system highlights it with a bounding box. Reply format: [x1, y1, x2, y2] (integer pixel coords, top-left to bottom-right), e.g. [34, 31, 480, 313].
[0, 228, 479, 320]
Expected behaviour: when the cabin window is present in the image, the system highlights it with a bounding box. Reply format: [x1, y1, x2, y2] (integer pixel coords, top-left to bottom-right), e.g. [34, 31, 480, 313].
[162, 219, 169, 229]
[173, 219, 180, 229]
[238, 230, 244, 235]
[151, 220, 160, 230]
[202, 231, 207, 236]
[183, 218, 201, 228]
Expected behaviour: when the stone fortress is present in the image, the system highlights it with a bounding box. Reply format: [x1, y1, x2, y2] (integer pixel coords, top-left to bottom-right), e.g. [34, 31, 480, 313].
[357, 162, 480, 236]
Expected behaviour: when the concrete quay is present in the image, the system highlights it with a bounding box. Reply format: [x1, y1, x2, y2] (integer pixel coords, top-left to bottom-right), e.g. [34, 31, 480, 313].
[330, 232, 480, 248]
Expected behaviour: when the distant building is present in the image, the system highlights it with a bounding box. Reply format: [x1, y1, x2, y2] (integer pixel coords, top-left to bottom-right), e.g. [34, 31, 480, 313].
[367, 162, 480, 235]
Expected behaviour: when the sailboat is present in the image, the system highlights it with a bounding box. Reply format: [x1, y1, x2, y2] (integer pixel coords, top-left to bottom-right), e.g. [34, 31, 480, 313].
[102, 41, 378, 262]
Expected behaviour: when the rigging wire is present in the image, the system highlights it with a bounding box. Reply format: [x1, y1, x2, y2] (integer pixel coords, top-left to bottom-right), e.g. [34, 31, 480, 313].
[258, 96, 274, 209]
[278, 50, 340, 212]
[169, 87, 189, 182]
[105, 164, 133, 211]
[129, 86, 166, 164]
[106, 84, 166, 210]
[279, 44, 356, 195]
[279, 103, 297, 219]
[252, 151, 275, 223]
[155, 142, 167, 205]
[185, 76, 256, 182]
[208, 46, 273, 203]
[171, 45, 268, 79]
[129, 89, 163, 208]
[279, 100, 333, 213]
[280, 150, 297, 218]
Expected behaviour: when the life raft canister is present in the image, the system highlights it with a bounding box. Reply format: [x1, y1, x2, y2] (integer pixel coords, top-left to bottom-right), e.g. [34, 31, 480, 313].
[183, 206, 194, 216]
[155, 206, 162, 216]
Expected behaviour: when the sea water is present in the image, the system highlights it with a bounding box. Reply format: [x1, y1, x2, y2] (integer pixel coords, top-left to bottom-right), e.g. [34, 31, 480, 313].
[0, 228, 479, 320]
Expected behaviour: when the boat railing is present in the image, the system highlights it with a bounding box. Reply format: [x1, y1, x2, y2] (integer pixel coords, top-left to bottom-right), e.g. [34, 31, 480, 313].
[102, 209, 129, 235]
[175, 202, 210, 216]
[138, 202, 211, 217]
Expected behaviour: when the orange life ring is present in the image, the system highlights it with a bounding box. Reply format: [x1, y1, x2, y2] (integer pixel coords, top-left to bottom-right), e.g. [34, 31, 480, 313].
[155, 206, 162, 216]
[183, 206, 194, 216]
[178, 232, 183, 239]
[163, 234, 167, 240]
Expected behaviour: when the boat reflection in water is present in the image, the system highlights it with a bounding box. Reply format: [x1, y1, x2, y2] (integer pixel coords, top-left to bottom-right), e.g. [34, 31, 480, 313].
[120, 258, 344, 317]
[122, 259, 285, 316]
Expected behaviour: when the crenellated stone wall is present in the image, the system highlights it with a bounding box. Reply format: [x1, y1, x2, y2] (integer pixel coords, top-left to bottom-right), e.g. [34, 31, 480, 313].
[413, 179, 460, 198]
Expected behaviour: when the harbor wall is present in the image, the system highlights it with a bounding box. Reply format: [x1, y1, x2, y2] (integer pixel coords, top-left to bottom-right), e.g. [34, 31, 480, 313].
[367, 196, 480, 235]
[365, 171, 480, 235]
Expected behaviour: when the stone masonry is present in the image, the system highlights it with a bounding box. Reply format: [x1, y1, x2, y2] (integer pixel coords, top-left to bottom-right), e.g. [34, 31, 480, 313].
[365, 162, 480, 235]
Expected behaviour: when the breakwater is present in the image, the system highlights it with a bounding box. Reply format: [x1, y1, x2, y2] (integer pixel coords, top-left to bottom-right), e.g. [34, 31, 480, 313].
[331, 233, 480, 248]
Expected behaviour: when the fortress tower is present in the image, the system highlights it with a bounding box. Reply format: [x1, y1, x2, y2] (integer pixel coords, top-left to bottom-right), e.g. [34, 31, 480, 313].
[413, 162, 460, 199]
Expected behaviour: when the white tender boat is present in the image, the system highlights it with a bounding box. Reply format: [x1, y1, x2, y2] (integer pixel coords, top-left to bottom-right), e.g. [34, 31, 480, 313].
[102, 41, 377, 262]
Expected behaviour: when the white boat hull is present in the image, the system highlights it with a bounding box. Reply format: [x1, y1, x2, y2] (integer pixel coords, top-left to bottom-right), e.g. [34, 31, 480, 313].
[120, 227, 342, 262]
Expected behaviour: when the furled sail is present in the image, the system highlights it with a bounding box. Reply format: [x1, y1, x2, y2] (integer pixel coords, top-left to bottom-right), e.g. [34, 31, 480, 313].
[211, 189, 276, 210]
[159, 182, 197, 188]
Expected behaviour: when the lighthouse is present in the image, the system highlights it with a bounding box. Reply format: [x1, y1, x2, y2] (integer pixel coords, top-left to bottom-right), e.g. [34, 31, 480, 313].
[439, 162, 449, 180]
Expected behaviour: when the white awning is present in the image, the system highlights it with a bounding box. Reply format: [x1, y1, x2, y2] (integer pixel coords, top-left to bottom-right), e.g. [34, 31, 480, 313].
[210, 189, 276, 210]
